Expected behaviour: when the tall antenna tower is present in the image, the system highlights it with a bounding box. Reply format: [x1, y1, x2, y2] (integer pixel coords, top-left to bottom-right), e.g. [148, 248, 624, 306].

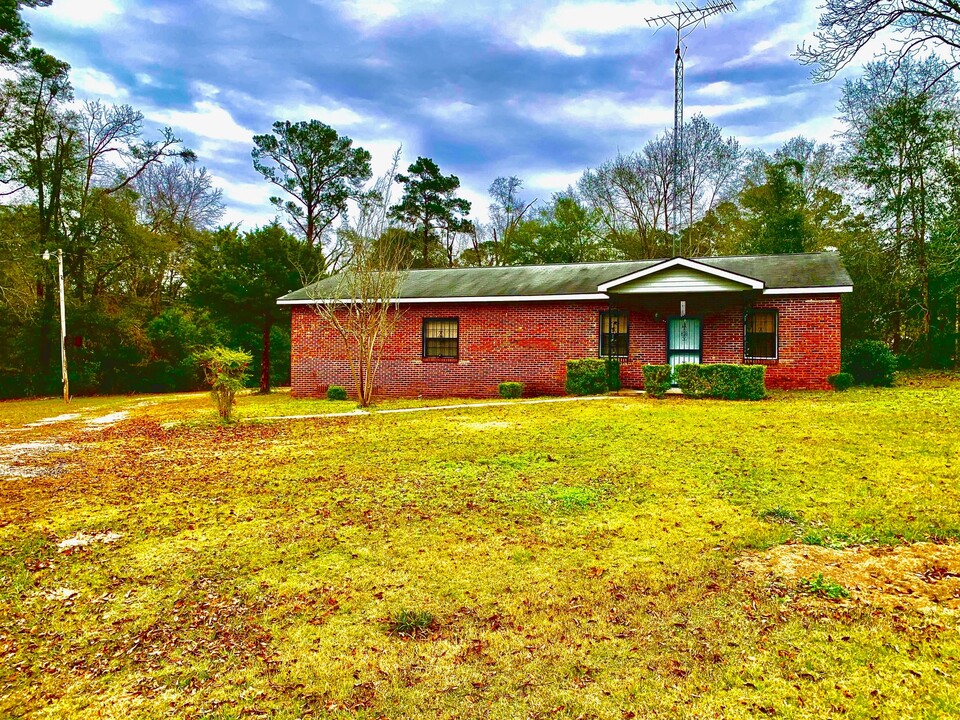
[646, 1, 736, 257]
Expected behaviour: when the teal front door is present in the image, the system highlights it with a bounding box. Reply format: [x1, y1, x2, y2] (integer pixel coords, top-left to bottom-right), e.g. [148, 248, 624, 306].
[667, 317, 702, 371]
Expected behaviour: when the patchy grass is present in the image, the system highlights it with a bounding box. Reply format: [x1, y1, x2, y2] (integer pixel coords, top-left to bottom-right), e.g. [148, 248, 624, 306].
[798, 573, 851, 600]
[1, 377, 959, 718]
[389, 609, 436, 638]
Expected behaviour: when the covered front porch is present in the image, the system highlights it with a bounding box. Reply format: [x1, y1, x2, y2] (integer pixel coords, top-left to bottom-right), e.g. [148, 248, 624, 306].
[594, 258, 778, 388]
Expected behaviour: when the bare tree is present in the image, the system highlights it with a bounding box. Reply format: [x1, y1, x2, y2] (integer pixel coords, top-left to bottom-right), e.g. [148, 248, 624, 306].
[797, 0, 960, 86]
[680, 115, 743, 226]
[70, 99, 194, 300]
[135, 159, 225, 234]
[486, 175, 535, 264]
[837, 56, 959, 144]
[578, 141, 672, 259]
[307, 148, 408, 407]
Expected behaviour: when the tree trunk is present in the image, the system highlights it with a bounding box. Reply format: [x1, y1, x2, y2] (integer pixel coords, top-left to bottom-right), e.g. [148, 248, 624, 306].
[423, 223, 430, 267]
[259, 319, 271, 393]
[38, 282, 55, 395]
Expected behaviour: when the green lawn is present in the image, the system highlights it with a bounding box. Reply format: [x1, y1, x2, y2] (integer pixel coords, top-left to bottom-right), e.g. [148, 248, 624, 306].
[1, 378, 959, 718]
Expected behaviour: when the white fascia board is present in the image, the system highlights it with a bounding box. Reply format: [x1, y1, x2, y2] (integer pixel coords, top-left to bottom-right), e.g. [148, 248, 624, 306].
[762, 286, 853, 295]
[277, 292, 610, 306]
[597, 257, 764, 292]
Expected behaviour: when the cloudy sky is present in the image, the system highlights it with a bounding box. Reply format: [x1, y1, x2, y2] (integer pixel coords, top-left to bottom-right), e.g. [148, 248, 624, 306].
[25, 0, 855, 227]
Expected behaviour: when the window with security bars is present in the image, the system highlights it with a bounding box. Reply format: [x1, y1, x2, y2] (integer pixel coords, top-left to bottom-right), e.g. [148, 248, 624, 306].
[423, 317, 459, 358]
[744, 310, 778, 360]
[599, 310, 629, 358]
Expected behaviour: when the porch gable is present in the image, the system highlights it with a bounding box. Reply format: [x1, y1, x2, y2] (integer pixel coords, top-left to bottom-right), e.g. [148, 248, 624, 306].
[597, 257, 764, 294]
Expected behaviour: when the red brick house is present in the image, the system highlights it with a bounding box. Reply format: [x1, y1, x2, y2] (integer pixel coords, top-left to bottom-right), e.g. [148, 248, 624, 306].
[279, 253, 852, 398]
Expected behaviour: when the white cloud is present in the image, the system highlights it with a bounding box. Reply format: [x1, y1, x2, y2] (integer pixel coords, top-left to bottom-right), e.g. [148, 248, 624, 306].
[725, 2, 821, 68]
[339, 0, 404, 25]
[221, 204, 279, 231]
[696, 81, 736, 99]
[146, 101, 255, 154]
[421, 99, 483, 123]
[734, 113, 845, 149]
[526, 169, 583, 191]
[70, 67, 129, 102]
[356, 137, 414, 179]
[214, 177, 271, 208]
[28, 0, 123, 29]
[213, 0, 270, 14]
[542, 93, 673, 129]
[537, 92, 768, 131]
[213, 176, 278, 230]
[275, 102, 366, 127]
[520, 1, 725, 56]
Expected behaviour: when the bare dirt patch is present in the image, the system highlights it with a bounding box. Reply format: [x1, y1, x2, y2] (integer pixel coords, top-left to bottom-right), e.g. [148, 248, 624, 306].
[57, 531, 122, 551]
[738, 542, 960, 612]
[25, 413, 81, 427]
[84, 411, 129, 429]
[0, 440, 77, 478]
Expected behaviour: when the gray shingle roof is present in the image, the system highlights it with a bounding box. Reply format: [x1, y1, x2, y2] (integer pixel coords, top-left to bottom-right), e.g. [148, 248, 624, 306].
[278, 252, 852, 302]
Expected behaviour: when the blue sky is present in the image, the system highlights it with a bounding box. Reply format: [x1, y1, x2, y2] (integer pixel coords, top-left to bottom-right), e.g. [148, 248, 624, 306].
[26, 0, 857, 227]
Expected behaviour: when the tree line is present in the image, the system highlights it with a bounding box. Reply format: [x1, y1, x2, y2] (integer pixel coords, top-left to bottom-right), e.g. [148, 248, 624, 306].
[1, 1, 959, 400]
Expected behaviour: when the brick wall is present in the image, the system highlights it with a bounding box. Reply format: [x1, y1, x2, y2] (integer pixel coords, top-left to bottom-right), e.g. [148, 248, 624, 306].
[289, 294, 842, 398]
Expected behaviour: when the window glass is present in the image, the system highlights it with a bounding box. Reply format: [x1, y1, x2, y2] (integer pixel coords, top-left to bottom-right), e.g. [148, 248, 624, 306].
[600, 310, 629, 357]
[745, 310, 777, 359]
[424, 318, 459, 358]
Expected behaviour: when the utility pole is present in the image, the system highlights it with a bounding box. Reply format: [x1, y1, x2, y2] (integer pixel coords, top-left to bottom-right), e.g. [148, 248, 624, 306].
[646, 1, 737, 257]
[43, 248, 69, 403]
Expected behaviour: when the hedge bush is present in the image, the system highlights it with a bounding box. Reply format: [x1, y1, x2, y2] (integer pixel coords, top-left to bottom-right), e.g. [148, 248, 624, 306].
[498, 381, 524, 399]
[565, 359, 610, 395]
[841, 340, 897, 387]
[674, 364, 766, 400]
[828, 372, 854, 391]
[326, 385, 348, 401]
[642, 365, 672, 398]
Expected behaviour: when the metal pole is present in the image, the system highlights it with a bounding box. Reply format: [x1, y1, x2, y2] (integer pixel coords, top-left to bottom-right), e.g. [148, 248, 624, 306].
[673, 27, 683, 258]
[56, 248, 69, 403]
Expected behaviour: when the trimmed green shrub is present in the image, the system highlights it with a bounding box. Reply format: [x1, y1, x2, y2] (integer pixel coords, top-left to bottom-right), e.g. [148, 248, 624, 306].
[674, 364, 710, 398]
[326, 385, 348, 401]
[828, 372, 854, 391]
[841, 340, 896, 387]
[565, 359, 609, 395]
[498, 381, 524, 399]
[642, 365, 672, 398]
[711, 364, 766, 401]
[674, 364, 766, 401]
[605, 358, 621, 392]
[195, 346, 253, 421]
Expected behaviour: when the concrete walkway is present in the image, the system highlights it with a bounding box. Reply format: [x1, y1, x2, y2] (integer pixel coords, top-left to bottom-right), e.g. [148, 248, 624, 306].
[249, 394, 628, 422]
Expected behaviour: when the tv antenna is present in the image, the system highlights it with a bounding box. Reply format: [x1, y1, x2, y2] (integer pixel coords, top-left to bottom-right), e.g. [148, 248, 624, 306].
[646, 1, 736, 257]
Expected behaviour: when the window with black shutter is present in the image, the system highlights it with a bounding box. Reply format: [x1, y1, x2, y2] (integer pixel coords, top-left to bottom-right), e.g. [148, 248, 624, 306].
[423, 318, 459, 358]
[744, 310, 778, 360]
[600, 310, 629, 358]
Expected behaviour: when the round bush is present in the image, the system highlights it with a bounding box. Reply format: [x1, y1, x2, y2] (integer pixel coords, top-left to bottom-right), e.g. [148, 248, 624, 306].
[498, 382, 524, 399]
[828, 372, 854, 391]
[642, 365, 672, 398]
[841, 340, 897, 387]
[565, 359, 609, 395]
[326, 385, 348, 401]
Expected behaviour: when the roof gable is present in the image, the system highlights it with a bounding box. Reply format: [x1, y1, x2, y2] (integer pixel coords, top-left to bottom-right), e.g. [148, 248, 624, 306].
[597, 257, 764, 293]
